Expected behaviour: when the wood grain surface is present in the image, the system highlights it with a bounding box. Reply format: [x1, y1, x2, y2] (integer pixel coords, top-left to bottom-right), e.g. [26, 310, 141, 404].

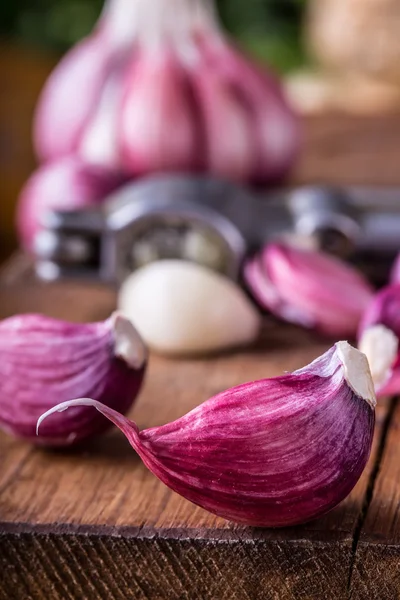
[1, 116, 400, 599]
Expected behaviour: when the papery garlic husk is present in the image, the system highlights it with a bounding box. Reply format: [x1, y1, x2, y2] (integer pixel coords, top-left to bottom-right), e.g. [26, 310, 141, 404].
[38, 341, 376, 527]
[118, 260, 261, 356]
[16, 156, 123, 252]
[244, 242, 374, 337]
[358, 285, 400, 396]
[0, 312, 147, 446]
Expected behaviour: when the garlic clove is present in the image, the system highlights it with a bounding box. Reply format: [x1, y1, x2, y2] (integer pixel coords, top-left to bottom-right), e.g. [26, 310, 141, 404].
[196, 35, 300, 183]
[34, 37, 110, 162]
[78, 63, 127, 169]
[33, 0, 139, 163]
[16, 157, 123, 253]
[244, 242, 374, 337]
[118, 260, 261, 355]
[191, 58, 255, 181]
[120, 49, 199, 174]
[38, 340, 375, 527]
[358, 284, 400, 396]
[0, 312, 147, 446]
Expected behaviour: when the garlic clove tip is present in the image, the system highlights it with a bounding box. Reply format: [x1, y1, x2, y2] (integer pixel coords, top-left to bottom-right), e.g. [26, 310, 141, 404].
[336, 340, 376, 408]
[111, 311, 148, 369]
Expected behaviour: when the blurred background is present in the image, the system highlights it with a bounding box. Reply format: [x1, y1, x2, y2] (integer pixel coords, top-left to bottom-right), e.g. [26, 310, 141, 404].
[0, 0, 306, 263]
[3, 0, 400, 264]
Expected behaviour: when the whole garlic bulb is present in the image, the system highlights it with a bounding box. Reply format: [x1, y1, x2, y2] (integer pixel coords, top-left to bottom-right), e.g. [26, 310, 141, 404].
[33, 0, 298, 184]
[118, 260, 261, 355]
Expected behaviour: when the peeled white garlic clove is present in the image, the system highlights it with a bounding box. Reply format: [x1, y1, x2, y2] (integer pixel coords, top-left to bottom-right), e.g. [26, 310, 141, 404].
[0, 312, 147, 446]
[118, 260, 261, 355]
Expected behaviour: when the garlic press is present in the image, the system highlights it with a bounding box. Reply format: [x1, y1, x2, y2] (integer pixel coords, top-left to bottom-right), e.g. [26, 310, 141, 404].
[33, 174, 400, 284]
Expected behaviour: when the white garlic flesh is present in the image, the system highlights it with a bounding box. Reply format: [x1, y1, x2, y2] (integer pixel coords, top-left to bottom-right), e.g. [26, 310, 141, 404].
[118, 260, 261, 355]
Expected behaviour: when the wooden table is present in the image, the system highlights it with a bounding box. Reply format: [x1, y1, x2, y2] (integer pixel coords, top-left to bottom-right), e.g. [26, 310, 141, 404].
[1, 116, 400, 600]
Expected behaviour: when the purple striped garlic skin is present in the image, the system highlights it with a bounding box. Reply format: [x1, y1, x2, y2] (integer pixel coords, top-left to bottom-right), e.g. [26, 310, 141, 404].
[38, 342, 375, 527]
[0, 312, 147, 446]
[358, 284, 400, 396]
[244, 242, 374, 338]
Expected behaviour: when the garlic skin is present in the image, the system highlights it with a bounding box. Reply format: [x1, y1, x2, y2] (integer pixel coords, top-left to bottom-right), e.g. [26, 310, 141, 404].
[390, 253, 400, 284]
[118, 260, 261, 356]
[0, 312, 147, 446]
[38, 341, 375, 527]
[244, 242, 374, 337]
[358, 285, 400, 396]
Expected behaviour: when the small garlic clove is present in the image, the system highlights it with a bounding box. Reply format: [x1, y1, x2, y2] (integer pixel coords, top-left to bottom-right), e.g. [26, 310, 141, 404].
[16, 157, 122, 253]
[196, 35, 300, 183]
[33, 0, 139, 163]
[244, 242, 374, 338]
[34, 37, 110, 162]
[120, 49, 199, 174]
[78, 63, 126, 169]
[118, 260, 261, 355]
[0, 312, 147, 446]
[191, 59, 255, 181]
[38, 341, 375, 527]
[358, 284, 400, 396]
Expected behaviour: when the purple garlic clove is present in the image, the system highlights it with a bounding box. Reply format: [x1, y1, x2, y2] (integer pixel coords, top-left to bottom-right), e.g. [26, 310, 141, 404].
[16, 156, 123, 253]
[0, 312, 147, 446]
[244, 242, 374, 338]
[39, 341, 375, 527]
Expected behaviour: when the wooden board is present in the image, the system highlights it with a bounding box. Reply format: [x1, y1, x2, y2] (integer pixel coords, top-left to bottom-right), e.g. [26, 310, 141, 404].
[1, 115, 400, 599]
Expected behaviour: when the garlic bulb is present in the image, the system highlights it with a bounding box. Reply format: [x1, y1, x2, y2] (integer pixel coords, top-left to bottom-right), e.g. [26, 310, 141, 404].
[244, 242, 374, 337]
[38, 340, 375, 527]
[358, 285, 400, 396]
[33, 0, 298, 184]
[118, 260, 261, 355]
[0, 312, 147, 445]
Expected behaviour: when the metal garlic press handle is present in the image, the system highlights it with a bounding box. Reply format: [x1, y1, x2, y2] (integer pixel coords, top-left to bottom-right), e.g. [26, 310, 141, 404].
[283, 185, 400, 254]
[33, 175, 400, 283]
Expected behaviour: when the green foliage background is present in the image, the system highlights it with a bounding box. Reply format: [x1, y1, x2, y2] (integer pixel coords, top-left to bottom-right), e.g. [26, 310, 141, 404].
[0, 0, 306, 72]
